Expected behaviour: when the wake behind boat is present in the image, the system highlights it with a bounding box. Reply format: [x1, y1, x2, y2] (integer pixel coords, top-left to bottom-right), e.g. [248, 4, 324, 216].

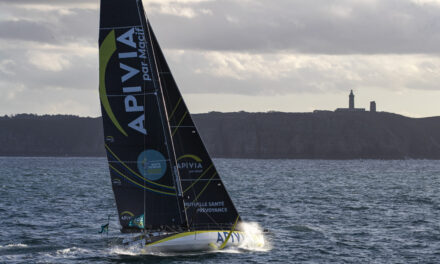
[99, 0, 264, 252]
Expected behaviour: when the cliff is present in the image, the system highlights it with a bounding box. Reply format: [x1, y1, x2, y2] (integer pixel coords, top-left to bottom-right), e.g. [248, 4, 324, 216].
[195, 111, 440, 159]
[1, 112, 440, 159]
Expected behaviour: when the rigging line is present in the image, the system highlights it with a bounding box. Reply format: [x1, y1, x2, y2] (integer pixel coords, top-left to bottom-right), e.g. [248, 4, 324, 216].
[172, 111, 188, 136]
[105, 144, 175, 190]
[181, 179, 221, 182]
[183, 164, 214, 194]
[106, 92, 157, 97]
[168, 97, 182, 120]
[190, 172, 217, 204]
[109, 160, 171, 164]
[100, 25, 142, 30]
[187, 197, 221, 230]
[186, 185, 228, 232]
[135, 0, 150, 230]
[109, 164, 176, 196]
[143, 147, 146, 232]
[219, 216, 240, 250]
[140, 4, 188, 227]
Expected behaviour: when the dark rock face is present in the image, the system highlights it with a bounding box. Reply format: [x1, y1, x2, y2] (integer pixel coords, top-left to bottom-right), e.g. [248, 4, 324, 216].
[0, 114, 104, 157]
[193, 112, 440, 159]
[1, 112, 440, 159]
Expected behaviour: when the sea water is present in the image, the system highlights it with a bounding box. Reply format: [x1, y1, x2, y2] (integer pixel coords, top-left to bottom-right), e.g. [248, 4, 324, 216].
[0, 158, 440, 263]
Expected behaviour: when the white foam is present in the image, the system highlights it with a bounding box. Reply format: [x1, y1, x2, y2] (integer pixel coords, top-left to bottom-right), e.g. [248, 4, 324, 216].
[110, 244, 206, 257]
[110, 244, 144, 256]
[238, 222, 272, 252]
[55, 247, 91, 256]
[0, 243, 28, 249]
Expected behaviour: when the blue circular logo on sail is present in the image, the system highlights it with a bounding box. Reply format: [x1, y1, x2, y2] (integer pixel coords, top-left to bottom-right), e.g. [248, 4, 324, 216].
[137, 150, 167, 181]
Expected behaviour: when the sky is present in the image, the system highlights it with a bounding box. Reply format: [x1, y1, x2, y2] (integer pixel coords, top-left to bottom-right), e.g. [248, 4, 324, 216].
[0, 0, 439, 118]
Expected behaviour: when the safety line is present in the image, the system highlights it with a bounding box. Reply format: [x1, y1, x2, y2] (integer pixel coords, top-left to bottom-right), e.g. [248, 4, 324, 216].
[183, 164, 213, 194]
[219, 216, 240, 250]
[172, 111, 188, 136]
[169, 97, 182, 120]
[109, 164, 176, 196]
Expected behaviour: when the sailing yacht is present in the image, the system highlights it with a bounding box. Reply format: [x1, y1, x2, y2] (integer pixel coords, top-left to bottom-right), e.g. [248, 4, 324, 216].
[99, 0, 255, 252]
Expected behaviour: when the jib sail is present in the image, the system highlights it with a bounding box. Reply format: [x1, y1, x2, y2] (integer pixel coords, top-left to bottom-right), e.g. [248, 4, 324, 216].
[147, 21, 241, 230]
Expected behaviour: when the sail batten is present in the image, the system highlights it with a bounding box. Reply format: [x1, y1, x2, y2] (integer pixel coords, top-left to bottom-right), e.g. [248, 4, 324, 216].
[106, 92, 158, 97]
[101, 25, 143, 30]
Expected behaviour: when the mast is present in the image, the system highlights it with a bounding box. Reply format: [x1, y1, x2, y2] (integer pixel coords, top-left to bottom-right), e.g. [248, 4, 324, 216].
[139, 0, 189, 229]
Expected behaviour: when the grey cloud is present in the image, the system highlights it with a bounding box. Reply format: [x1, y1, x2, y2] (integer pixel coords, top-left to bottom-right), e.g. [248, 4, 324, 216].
[0, 47, 97, 91]
[162, 50, 440, 96]
[163, 51, 360, 95]
[147, 0, 440, 54]
[0, 20, 56, 42]
[0, 0, 97, 6]
[3, 0, 439, 54]
[0, 5, 98, 44]
[0, 0, 439, 117]
[54, 8, 98, 44]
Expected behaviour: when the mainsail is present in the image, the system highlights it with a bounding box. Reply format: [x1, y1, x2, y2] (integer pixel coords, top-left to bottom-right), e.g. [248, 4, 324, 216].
[99, 0, 240, 233]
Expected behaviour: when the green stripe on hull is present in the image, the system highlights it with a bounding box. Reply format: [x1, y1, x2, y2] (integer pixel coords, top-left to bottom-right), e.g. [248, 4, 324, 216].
[145, 230, 245, 248]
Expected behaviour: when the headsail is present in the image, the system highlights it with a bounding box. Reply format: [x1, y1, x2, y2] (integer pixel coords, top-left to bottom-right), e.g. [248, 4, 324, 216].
[99, 0, 186, 232]
[147, 22, 241, 230]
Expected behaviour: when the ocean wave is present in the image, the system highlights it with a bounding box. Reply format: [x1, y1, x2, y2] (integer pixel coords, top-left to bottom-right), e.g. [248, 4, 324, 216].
[0, 243, 28, 249]
[55, 247, 91, 256]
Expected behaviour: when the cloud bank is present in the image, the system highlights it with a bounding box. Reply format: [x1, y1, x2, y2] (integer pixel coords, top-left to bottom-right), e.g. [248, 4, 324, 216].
[0, 0, 438, 116]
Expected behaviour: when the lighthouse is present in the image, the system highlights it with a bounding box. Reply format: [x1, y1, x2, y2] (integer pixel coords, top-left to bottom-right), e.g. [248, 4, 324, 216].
[349, 90, 354, 109]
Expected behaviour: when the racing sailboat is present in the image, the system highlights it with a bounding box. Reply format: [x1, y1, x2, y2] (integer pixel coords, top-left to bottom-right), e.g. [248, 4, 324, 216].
[99, 0, 247, 252]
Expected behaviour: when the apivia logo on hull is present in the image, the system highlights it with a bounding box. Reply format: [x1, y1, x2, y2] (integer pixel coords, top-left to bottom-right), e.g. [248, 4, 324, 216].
[216, 232, 243, 244]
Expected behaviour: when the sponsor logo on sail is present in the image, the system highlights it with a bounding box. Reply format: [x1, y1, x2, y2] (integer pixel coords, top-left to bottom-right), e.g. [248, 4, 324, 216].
[120, 211, 135, 221]
[116, 27, 151, 136]
[112, 179, 122, 186]
[137, 150, 167, 181]
[99, 26, 153, 137]
[185, 201, 228, 213]
[177, 154, 203, 173]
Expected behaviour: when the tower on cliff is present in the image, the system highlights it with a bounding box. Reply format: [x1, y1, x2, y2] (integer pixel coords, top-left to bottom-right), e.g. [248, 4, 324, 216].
[349, 90, 354, 109]
[370, 101, 376, 112]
